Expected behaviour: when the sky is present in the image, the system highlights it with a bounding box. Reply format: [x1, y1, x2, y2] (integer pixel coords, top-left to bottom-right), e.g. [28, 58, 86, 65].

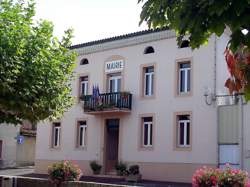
[35, 0, 148, 45]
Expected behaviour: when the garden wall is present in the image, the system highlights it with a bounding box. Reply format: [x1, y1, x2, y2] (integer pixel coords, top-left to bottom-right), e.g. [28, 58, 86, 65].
[0, 176, 129, 187]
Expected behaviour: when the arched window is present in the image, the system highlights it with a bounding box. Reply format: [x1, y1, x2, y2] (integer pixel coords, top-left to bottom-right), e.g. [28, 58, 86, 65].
[180, 40, 190, 48]
[144, 46, 155, 54]
[80, 58, 89, 65]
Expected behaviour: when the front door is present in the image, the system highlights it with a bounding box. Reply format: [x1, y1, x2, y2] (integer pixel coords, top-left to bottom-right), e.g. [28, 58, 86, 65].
[105, 119, 119, 173]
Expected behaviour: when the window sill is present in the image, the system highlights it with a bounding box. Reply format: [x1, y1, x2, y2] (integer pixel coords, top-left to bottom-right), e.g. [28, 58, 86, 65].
[138, 146, 154, 151]
[75, 147, 87, 151]
[140, 95, 156, 100]
[175, 92, 192, 97]
[174, 146, 192, 151]
[50, 147, 61, 151]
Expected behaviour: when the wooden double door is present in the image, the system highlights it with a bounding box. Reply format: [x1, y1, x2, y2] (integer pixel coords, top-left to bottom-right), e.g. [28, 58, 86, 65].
[105, 119, 119, 173]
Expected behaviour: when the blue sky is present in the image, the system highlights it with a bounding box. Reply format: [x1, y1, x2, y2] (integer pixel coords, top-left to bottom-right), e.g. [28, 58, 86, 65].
[35, 0, 147, 45]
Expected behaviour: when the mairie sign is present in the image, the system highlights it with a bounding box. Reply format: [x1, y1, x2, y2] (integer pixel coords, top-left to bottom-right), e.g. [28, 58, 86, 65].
[105, 60, 124, 73]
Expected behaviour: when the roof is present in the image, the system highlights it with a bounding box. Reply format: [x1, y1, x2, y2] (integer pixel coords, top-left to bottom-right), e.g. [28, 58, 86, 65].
[69, 27, 169, 50]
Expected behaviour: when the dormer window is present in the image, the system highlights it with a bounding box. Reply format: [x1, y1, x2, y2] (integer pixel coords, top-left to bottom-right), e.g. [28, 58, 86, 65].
[180, 40, 190, 48]
[80, 58, 89, 65]
[144, 46, 155, 54]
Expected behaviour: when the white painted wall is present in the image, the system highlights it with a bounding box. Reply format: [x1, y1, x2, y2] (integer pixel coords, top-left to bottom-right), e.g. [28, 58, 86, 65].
[0, 124, 19, 167]
[216, 33, 231, 96]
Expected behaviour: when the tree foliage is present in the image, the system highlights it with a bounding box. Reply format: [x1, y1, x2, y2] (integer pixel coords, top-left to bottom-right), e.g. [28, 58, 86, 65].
[225, 47, 250, 100]
[139, 0, 250, 51]
[0, 0, 77, 124]
[139, 0, 250, 100]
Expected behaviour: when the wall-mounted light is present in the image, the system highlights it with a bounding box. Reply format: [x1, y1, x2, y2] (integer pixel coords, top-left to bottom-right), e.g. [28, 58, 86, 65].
[204, 87, 216, 105]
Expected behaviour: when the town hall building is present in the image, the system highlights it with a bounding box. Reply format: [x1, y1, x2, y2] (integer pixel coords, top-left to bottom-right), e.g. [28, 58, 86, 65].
[34, 28, 250, 183]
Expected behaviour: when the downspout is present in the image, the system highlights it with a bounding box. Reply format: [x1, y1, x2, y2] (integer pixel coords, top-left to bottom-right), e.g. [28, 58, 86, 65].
[214, 34, 217, 97]
[214, 35, 219, 168]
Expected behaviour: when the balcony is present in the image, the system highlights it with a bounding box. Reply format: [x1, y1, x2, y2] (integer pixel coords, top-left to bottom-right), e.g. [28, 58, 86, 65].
[81, 92, 132, 114]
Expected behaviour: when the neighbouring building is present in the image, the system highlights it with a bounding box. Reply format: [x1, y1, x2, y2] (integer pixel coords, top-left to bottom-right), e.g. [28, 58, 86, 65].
[0, 121, 36, 168]
[34, 28, 250, 183]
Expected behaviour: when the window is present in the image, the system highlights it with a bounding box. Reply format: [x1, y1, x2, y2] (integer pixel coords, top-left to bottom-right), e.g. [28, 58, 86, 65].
[178, 62, 191, 94]
[0, 140, 2, 159]
[108, 73, 121, 93]
[177, 115, 190, 147]
[142, 117, 153, 147]
[144, 46, 155, 54]
[180, 40, 190, 48]
[80, 58, 89, 65]
[144, 66, 154, 96]
[52, 123, 61, 148]
[77, 121, 87, 148]
[80, 76, 88, 96]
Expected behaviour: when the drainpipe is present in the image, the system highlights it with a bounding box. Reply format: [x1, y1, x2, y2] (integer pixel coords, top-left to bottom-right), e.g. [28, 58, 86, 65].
[214, 35, 219, 168]
[214, 35, 217, 97]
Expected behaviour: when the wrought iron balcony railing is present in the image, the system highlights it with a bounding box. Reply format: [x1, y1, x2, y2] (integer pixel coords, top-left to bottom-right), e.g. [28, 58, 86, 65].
[80, 92, 132, 113]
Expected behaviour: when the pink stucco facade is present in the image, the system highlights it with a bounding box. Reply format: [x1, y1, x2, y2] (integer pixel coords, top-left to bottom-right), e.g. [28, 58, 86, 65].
[35, 29, 250, 183]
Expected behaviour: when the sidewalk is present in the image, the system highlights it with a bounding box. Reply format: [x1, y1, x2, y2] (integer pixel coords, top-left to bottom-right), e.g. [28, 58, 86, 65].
[0, 166, 34, 176]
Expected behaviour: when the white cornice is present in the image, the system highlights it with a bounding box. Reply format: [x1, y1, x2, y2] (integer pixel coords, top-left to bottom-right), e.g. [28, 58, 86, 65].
[73, 30, 176, 55]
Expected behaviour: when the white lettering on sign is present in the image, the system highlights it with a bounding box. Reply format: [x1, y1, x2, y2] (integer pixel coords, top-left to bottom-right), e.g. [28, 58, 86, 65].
[105, 60, 124, 73]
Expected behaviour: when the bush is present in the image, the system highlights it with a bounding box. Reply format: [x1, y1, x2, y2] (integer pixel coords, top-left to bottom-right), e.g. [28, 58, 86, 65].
[90, 161, 102, 175]
[192, 165, 249, 187]
[48, 161, 82, 185]
[127, 165, 140, 176]
[115, 162, 127, 176]
[124, 165, 141, 182]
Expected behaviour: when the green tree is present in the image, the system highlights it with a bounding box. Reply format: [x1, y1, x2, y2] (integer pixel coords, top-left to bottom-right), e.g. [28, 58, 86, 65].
[0, 0, 77, 124]
[139, 0, 250, 100]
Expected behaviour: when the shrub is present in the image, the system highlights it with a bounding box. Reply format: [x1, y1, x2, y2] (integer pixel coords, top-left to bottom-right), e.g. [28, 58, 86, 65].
[124, 165, 141, 182]
[192, 166, 220, 187]
[115, 162, 127, 176]
[192, 165, 249, 187]
[90, 161, 102, 175]
[218, 166, 248, 187]
[48, 161, 82, 185]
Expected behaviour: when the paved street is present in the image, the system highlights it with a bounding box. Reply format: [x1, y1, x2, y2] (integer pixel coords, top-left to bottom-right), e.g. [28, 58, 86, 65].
[0, 166, 34, 176]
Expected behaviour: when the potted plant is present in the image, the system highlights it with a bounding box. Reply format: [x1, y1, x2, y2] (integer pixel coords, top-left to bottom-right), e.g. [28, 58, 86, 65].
[115, 161, 127, 176]
[192, 164, 249, 187]
[125, 165, 142, 182]
[48, 161, 82, 187]
[90, 161, 102, 175]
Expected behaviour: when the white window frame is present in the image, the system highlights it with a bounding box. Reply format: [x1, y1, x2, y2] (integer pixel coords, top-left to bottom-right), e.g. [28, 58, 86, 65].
[78, 122, 87, 148]
[109, 75, 121, 93]
[144, 68, 154, 96]
[80, 78, 88, 95]
[178, 63, 191, 93]
[177, 119, 190, 147]
[0, 140, 2, 159]
[142, 120, 153, 147]
[53, 124, 61, 148]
